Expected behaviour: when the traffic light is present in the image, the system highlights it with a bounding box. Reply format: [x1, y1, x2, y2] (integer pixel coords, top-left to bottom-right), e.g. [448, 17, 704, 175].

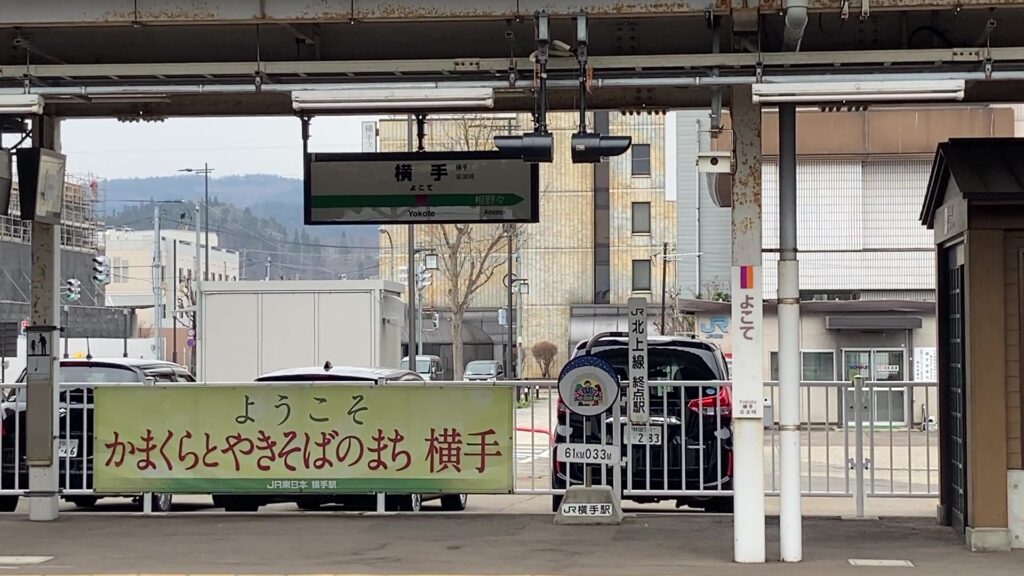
[92, 255, 111, 285]
[494, 132, 554, 163]
[64, 279, 82, 302]
[570, 132, 632, 164]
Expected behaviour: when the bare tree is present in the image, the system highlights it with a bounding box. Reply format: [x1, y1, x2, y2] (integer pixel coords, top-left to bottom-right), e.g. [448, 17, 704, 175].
[531, 341, 558, 379]
[698, 278, 730, 302]
[427, 224, 508, 379]
[651, 287, 698, 337]
[435, 114, 516, 151]
[423, 116, 520, 379]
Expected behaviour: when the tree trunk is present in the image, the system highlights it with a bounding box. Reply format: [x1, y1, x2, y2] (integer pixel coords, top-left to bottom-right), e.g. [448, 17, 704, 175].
[451, 310, 465, 380]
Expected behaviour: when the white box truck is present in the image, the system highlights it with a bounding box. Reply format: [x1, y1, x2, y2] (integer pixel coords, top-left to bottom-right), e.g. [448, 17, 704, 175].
[198, 280, 405, 382]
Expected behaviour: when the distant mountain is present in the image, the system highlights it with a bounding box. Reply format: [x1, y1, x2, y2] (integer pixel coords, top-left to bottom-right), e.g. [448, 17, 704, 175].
[106, 174, 300, 212]
[104, 175, 380, 280]
[104, 174, 378, 246]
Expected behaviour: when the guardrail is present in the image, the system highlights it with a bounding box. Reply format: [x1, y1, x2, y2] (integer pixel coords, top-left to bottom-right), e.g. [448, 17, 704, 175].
[0, 378, 939, 514]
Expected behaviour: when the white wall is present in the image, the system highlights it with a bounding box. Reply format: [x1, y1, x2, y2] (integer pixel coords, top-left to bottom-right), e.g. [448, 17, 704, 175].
[761, 160, 934, 298]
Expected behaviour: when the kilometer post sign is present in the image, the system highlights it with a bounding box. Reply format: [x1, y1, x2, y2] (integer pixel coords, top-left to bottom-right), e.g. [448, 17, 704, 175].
[94, 386, 513, 494]
[305, 151, 539, 225]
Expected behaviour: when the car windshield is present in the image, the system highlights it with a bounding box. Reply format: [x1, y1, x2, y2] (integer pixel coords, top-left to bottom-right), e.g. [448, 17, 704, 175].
[465, 362, 496, 376]
[401, 359, 432, 373]
[62, 365, 142, 383]
[6, 364, 141, 402]
[588, 346, 719, 382]
[257, 374, 373, 382]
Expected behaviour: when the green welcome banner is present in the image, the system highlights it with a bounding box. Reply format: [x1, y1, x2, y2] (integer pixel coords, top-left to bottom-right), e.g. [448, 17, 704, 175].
[94, 386, 514, 494]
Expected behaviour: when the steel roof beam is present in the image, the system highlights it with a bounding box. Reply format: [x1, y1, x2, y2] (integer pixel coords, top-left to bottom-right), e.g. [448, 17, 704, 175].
[3, 47, 1024, 81]
[2, 1, 703, 26]
[1, 1, 1019, 26]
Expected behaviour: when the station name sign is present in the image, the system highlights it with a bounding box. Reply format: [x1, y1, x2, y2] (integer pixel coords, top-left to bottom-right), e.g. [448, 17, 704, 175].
[305, 151, 539, 225]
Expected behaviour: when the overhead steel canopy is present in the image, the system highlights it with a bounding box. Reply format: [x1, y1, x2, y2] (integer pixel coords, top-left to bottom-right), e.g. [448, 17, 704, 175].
[1, 1, 1024, 116]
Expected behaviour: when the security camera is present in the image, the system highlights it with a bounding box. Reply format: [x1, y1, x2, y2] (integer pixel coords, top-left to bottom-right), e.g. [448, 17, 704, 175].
[697, 151, 733, 174]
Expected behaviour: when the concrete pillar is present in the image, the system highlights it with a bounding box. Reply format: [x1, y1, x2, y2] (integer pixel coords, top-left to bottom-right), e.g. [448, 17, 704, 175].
[729, 85, 766, 563]
[777, 103, 803, 561]
[27, 116, 61, 521]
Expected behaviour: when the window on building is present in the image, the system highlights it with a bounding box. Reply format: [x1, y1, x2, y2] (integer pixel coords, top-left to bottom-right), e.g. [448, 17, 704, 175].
[631, 144, 651, 176]
[800, 290, 861, 302]
[770, 351, 837, 382]
[110, 257, 128, 284]
[631, 202, 651, 234]
[632, 259, 652, 292]
[803, 351, 835, 381]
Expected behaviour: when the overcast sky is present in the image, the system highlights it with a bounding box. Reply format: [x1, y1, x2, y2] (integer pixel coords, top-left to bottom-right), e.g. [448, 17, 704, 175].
[54, 116, 375, 180]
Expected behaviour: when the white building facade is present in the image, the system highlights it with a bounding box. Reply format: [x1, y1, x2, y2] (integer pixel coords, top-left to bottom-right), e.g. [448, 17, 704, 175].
[104, 228, 240, 332]
[672, 106, 1013, 391]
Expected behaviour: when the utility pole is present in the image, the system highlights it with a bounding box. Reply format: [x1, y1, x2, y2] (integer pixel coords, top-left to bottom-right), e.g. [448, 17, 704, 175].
[416, 262, 424, 356]
[192, 205, 201, 373]
[505, 226, 514, 380]
[406, 114, 417, 364]
[172, 240, 178, 365]
[265, 257, 271, 281]
[204, 163, 209, 280]
[660, 242, 669, 334]
[177, 164, 214, 280]
[62, 305, 69, 359]
[152, 204, 163, 360]
[122, 308, 129, 358]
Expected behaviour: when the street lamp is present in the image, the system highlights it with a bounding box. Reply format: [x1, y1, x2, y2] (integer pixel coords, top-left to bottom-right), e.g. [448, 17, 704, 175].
[178, 164, 213, 280]
[378, 227, 395, 282]
[413, 250, 439, 357]
[416, 253, 437, 357]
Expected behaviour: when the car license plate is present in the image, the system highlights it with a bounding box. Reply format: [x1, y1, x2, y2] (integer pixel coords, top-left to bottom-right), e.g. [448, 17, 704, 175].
[58, 439, 79, 458]
[627, 425, 662, 445]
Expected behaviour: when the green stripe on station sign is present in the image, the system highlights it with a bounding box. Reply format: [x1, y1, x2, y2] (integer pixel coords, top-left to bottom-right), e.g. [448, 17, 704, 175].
[311, 193, 523, 209]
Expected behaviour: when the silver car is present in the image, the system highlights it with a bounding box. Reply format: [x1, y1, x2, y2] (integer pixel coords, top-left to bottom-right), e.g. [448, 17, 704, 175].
[464, 360, 504, 381]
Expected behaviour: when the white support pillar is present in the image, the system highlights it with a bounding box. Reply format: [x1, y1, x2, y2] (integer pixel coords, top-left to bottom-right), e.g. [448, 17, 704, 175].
[27, 116, 61, 521]
[778, 103, 803, 562]
[729, 85, 766, 564]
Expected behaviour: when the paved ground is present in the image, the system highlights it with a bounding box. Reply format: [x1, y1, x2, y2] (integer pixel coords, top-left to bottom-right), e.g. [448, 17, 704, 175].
[0, 509, 1020, 576]
[11, 493, 939, 517]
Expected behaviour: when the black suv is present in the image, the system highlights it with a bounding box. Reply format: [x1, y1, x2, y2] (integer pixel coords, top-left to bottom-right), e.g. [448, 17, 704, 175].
[552, 334, 733, 512]
[0, 358, 195, 513]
